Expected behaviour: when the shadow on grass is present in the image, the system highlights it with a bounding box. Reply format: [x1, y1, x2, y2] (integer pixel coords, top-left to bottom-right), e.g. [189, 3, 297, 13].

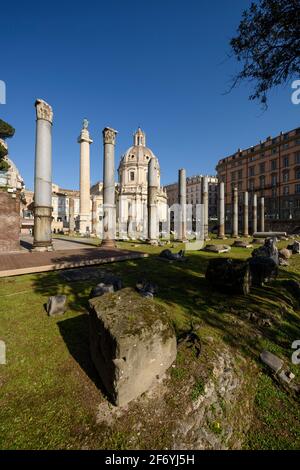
[57, 313, 109, 399]
[31, 249, 300, 380]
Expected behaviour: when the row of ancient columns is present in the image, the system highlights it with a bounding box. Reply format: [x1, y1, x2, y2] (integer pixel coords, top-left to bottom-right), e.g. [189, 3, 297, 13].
[32, 99, 161, 250]
[217, 183, 264, 238]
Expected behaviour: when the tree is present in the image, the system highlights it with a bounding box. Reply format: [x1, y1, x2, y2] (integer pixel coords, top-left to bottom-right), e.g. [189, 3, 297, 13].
[0, 118, 15, 170]
[230, 0, 300, 105]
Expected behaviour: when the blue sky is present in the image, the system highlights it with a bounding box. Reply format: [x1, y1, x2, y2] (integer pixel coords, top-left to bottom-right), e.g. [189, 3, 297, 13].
[1, 0, 299, 190]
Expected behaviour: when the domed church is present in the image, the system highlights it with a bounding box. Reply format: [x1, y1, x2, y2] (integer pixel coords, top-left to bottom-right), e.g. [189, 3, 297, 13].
[117, 128, 168, 238]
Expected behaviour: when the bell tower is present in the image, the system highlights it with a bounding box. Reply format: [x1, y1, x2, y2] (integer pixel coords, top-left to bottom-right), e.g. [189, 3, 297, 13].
[133, 127, 146, 146]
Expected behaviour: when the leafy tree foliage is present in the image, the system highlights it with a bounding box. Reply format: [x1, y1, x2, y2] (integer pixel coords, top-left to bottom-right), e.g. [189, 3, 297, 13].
[0, 118, 15, 169]
[230, 0, 300, 105]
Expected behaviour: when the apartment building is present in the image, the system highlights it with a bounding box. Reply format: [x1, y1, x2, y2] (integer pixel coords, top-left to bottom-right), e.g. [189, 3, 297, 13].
[216, 127, 300, 228]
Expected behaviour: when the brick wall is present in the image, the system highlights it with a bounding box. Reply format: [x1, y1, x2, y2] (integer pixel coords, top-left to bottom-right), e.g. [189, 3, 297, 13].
[0, 191, 20, 252]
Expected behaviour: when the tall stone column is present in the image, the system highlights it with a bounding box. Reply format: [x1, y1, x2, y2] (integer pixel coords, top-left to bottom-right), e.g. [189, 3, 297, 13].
[243, 191, 249, 237]
[147, 157, 158, 244]
[253, 194, 257, 234]
[202, 176, 209, 240]
[178, 168, 187, 241]
[231, 186, 238, 238]
[217, 181, 225, 239]
[101, 127, 118, 248]
[33, 99, 53, 252]
[92, 197, 98, 236]
[69, 197, 75, 235]
[260, 197, 265, 232]
[78, 119, 93, 235]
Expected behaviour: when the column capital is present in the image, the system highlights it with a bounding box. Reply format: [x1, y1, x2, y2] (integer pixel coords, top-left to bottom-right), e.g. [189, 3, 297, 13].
[103, 127, 118, 145]
[35, 99, 53, 124]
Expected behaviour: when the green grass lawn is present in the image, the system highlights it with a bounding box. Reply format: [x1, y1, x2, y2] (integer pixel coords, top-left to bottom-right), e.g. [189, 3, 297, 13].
[0, 236, 300, 449]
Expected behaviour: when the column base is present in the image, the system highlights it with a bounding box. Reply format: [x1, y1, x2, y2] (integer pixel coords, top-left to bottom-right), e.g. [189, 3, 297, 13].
[31, 242, 54, 252]
[217, 236, 227, 240]
[101, 239, 117, 249]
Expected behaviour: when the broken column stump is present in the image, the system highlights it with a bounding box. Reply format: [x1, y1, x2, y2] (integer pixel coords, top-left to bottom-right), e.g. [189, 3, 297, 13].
[205, 258, 251, 295]
[88, 287, 177, 406]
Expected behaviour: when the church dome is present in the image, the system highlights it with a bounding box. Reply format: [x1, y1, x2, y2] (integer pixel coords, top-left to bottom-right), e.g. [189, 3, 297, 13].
[119, 128, 159, 167]
[118, 128, 160, 189]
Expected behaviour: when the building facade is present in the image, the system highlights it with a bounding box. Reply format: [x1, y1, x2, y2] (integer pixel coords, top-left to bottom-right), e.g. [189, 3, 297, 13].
[165, 175, 218, 220]
[216, 126, 300, 230]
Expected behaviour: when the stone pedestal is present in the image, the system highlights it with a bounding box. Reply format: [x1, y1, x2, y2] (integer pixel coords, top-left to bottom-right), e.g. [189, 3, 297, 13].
[178, 168, 187, 241]
[217, 181, 225, 239]
[78, 120, 93, 235]
[33, 99, 53, 252]
[147, 157, 158, 244]
[260, 197, 265, 232]
[243, 191, 249, 237]
[253, 194, 257, 234]
[89, 288, 177, 406]
[69, 197, 75, 235]
[202, 176, 209, 240]
[231, 187, 238, 238]
[101, 127, 117, 248]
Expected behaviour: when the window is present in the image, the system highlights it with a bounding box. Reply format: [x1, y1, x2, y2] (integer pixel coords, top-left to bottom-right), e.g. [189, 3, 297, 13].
[130, 171, 135, 181]
[249, 179, 254, 191]
[238, 169, 243, 179]
[295, 168, 300, 179]
[283, 156, 289, 167]
[271, 160, 277, 171]
[259, 175, 265, 188]
[249, 166, 255, 177]
[231, 171, 236, 181]
[283, 185, 289, 195]
[272, 148, 277, 154]
[296, 184, 300, 194]
[283, 143, 289, 149]
[283, 170, 289, 182]
[295, 152, 300, 164]
[259, 163, 265, 173]
[272, 188, 277, 197]
[271, 174, 277, 186]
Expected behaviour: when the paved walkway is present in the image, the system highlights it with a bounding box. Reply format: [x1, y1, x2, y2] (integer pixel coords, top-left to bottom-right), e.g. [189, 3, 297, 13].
[20, 235, 98, 252]
[0, 245, 148, 278]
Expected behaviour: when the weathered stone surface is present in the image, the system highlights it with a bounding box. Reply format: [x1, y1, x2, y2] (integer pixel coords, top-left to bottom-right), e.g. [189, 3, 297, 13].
[89, 288, 177, 406]
[279, 258, 289, 266]
[90, 283, 114, 298]
[279, 248, 292, 260]
[206, 258, 251, 295]
[46, 295, 67, 316]
[232, 240, 252, 248]
[251, 238, 279, 265]
[260, 350, 283, 373]
[204, 244, 231, 253]
[253, 231, 287, 238]
[159, 249, 187, 261]
[0, 340, 6, 365]
[0, 191, 20, 253]
[248, 256, 278, 287]
[136, 280, 158, 298]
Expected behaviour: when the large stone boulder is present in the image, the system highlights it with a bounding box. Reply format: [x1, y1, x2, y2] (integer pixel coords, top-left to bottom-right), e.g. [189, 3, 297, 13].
[205, 258, 251, 295]
[89, 288, 177, 406]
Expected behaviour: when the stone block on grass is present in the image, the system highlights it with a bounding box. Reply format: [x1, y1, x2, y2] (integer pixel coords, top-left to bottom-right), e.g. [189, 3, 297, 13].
[46, 295, 67, 316]
[89, 288, 177, 406]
